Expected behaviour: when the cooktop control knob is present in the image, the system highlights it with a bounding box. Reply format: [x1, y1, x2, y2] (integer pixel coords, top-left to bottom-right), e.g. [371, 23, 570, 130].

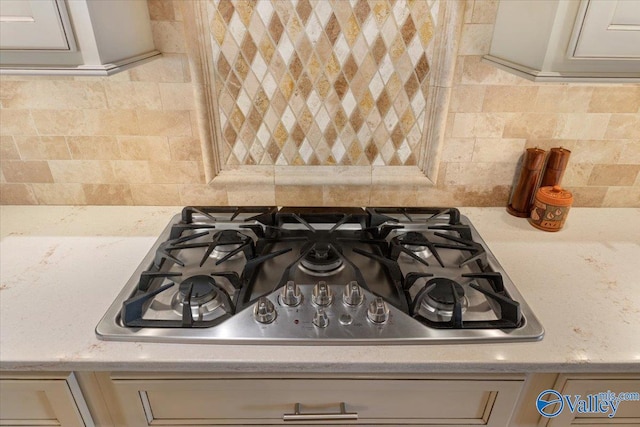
[367, 297, 390, 324]
[312, 281, 333, 306]
[280, 280, 302, 307]
[253, 297, 277, 324]
[313, 309, 329, 328]
[343, 281, 364, 306]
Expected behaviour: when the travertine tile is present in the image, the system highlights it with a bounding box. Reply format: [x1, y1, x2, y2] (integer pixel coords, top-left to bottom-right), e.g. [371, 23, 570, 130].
[130, 183, 181, 205]
[0, 81, 107, 110]
[571, 140, 623, 164]
[13, 136, 70, 160]
[82, 184, 133, 205]
[620, 140, 640, 164]
[0, 183, 37, 204]
[31, 110, 85, 135]
[444, 161, 516, 186]
[137, 110, 192, 136]
[129, 54, 187, 83]
[482, 86, 538, 112]
[0, 79, 18, 102]
[67, 136, 121, 160]
[152, 21, 186, 54]
[588, 164, 640, 186]
[604, 114, 640, 140]
[562, 163, 593, 187]
[226, 183, 276, 205]
[274, 165, 370, 185]
[446, 184, 511, 207]
[0, 109, 37, 135]
[104, 82, 162, 110]
[0, 136, 20, 160]
[323, 184, 370, 205]
[208, 0, 435, 166]
[503, 113, 558, 139]
[84, 110, 140, 136]
[179, 184, 228, 205]
[588, 87, 640, 113]
[413, 184, 459, 205]
[458, 23, 493, 56]
[475, 113, 510, 136]
[441, 138, 475, 162]
[553, 113, 610, 140]
[147, 0, 175, 20]
[49, 160, 115, 183]
[463, 0, 475, 23]
[112, 160, 153, 184]
[369, 184, 423, 206]
[31, 183, 86, 204]
[534, 86, 593, 113]
[461, 55, 526, 86]
[452, 112, 508, 138]
[472, 138, 526, 162]
[159, 83, 195, 110]
[169, 137, 203, 161]
[1, 160, 53, 183]
[275, 185, 324, 205]
[569, 186, 607, 207]
[471, 0, 499, 24]
[148, 160, 204, 183]
[449, 85, 485, 112]
[602, 187, 640, 207]
[118, 136, 171, 160]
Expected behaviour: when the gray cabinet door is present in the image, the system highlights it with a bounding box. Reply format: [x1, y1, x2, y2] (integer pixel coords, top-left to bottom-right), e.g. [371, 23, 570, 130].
[572, 0, 640, 59]
[0, 0, 72, 50]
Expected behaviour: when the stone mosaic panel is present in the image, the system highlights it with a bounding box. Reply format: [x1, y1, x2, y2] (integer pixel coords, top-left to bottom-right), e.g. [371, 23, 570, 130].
[208, 0, 436, 166]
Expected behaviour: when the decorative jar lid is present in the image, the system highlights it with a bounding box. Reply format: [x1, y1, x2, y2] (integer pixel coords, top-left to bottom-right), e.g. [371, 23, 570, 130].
[536, 185, 573, 206]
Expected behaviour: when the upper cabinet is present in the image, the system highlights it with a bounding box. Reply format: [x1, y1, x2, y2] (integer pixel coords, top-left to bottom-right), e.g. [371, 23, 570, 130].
[483, 0, 640, 82]
[0, 0, 160, 76]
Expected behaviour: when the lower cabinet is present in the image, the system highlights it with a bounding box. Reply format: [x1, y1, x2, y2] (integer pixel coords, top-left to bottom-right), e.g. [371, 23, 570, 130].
[0, 372, 93, 427]
[103, 373, 524, 426]
[2, 372, 637, 426]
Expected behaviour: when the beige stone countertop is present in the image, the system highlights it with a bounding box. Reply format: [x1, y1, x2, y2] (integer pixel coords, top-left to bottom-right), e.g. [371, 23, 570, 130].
[1, 206, 639, 373]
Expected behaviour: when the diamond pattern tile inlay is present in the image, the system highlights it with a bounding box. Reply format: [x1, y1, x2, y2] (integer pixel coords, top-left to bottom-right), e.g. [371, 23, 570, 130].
[208, 0, 436, 166]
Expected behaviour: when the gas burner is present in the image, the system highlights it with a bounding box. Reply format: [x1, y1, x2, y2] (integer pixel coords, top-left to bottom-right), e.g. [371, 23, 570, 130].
[415, 278, 468, 321]
[171, 275, 228, 321]
[391, 232, 445, 267]
[399, 232, 434, 260]
[299, 242, 344, 276]
[200, 230, 254, 267]
[209, 242, 243, 261]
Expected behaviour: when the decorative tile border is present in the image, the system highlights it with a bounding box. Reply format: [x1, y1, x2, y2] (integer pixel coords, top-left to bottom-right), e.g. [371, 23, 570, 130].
[180, 0, 464, 185]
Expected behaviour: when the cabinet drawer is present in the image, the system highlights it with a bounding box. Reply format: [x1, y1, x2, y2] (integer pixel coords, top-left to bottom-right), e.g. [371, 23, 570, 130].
[546, 377, 640, 426]
[0, 372, 90, 427]
[0, 0, 72, 50]
[111, 377, 523, 426]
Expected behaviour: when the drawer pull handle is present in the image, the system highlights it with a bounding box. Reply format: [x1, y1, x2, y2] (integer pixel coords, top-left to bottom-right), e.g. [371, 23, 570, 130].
[283, 402, 358, 421]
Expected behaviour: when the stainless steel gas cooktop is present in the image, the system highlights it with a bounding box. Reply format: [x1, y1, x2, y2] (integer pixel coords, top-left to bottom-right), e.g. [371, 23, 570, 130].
[96, 206, 544, 344]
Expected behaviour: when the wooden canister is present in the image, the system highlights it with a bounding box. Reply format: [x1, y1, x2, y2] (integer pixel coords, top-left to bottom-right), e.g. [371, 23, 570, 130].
[529, 185, 573, 232]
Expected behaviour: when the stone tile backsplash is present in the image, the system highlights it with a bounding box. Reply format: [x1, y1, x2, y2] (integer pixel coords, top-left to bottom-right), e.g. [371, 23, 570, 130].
[0, 0, 639, 207]
[209, 0, 436, 166]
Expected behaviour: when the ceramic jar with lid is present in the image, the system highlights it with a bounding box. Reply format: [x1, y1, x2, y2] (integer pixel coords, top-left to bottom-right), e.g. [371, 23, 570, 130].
[529, 185, 574, 232]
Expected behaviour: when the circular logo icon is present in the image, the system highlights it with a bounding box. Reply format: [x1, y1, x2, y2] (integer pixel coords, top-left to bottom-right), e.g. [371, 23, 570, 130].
[537, 389, 564, 418]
